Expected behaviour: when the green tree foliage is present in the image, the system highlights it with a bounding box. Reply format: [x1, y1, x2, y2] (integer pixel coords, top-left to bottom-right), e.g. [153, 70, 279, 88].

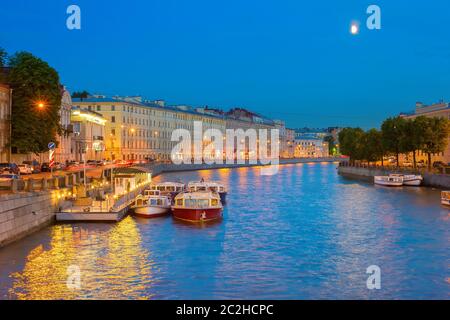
[362, 129, 384, 164]
[8, 52, 62, 154]
[324, 135, 336, 155]
[0, 47, 6, 67]
[381, 116, 407, 166]
[72, 90, 90, 99]
[421, 117, 450, 169]
[338, 127, 365, 163]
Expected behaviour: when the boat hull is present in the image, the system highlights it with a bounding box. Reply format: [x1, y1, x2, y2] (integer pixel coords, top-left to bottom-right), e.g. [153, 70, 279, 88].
[403, 179, 422, 186]
[134, 206, 170, 218]
[374, 180, 403, 187]
[172, 207, 223, 222]
[441, 199, 450, 206]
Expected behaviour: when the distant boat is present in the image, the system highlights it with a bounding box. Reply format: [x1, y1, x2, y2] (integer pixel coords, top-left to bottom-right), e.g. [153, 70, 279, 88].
[389, 174, 423, 186]
[172, 191, 223, 222]
[188, 181, 228, 203]
[132, 189, 172, 218]
[441, 191, 450, 206]
[374, 175, 403, 187]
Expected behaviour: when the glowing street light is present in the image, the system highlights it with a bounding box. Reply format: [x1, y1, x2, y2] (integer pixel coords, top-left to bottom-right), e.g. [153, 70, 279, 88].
[350, 23, 359, 35]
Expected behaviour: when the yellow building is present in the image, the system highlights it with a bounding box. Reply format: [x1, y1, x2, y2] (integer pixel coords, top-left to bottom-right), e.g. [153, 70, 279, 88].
[70, 107, 106, 162]
[72, 97, 226, 161]
[400, 101, 450, 164]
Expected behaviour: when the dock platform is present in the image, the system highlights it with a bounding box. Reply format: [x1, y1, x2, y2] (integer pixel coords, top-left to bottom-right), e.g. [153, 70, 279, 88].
[56, 208, 128, 222]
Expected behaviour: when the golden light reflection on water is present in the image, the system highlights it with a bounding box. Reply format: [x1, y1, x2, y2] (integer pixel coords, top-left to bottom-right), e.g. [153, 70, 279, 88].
[9, 217, 154, 300]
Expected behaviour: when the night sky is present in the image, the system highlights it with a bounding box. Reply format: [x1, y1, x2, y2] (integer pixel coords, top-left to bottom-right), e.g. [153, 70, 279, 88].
[1, 0, 449, 128]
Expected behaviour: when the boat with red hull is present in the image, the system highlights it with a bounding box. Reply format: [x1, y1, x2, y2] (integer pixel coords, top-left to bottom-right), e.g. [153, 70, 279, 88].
[172, 191, 223, 222]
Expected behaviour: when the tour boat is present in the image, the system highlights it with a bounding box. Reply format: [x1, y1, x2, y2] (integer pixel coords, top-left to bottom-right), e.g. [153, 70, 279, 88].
[441, 191, 450, 206]
[171, 191, 223, 222]
[389, 174, 423, 186]
[149, 182, 185, 198]
[187, 181, 228, 203]
[132, 190, 172, 218]
[374, 175, 403, 187]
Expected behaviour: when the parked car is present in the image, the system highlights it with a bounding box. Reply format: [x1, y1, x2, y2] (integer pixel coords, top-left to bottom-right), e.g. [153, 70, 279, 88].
[0, 163, 20, 175]
[86, 160, 97, 166]
[40, 162, 51, 172]
[18, 164, 33, 175]
[22, 160, 41, 173]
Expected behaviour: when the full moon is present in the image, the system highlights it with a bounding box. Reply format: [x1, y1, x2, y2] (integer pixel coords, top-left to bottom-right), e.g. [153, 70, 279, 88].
[350, 24, 359, 35]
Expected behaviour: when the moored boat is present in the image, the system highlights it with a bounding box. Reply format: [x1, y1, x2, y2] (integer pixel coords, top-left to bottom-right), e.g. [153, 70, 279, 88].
[389, 174, 423, 186]
[149, 182, 185, 198]
[374, 175, 403, 187]
[132, 190, 172, 218]
[441, 191, 450, 206]
[188, 181, 228, 203]
[172, 191, 223, 222]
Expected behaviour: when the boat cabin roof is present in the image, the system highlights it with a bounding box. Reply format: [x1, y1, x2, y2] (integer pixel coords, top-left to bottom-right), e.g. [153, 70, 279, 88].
[175, 191, 220, 200]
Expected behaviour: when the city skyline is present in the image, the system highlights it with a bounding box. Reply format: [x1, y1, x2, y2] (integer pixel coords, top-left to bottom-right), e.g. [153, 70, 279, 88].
[1, 1, 449, 128]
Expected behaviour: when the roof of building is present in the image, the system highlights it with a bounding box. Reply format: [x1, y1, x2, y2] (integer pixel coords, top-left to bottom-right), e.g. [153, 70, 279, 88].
[72, 96, 277, 124]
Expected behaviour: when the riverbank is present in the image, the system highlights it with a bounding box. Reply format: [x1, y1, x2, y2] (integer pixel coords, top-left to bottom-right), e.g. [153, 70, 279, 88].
[337, 163, 450, 189]
[142, 157, 342, 178]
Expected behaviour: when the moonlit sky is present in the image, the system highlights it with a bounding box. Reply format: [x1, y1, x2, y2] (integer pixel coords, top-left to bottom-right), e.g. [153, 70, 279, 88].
[1, 0, 449, 128]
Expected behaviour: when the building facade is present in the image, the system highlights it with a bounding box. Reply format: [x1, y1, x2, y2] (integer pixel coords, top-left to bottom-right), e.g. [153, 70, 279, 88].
[73, 97, 226, 162]
[0, 84, 11, 162]
[294, 139, 329, 158]
[70, 107, 106, 162]
[54, 87, 73, 164]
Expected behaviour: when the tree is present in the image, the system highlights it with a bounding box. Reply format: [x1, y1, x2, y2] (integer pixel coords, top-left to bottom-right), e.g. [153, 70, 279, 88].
[0, 47, 7, 82]
[7, 52, 62, 154]
[421, 117, 450, 170]
[362, 129, 384, 165]
[324, 135, 336, 155]
[0, 47, 6, 67]
[72, 90, 90, 99]
[381, 116, 407, 166]
[338, 127, 365, 163]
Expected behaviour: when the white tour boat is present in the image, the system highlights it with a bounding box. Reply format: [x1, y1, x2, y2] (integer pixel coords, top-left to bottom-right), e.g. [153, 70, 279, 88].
[188, 181, 228, 203]
[389, 174, 423, 186]
[441, 191, 450, 206]
[149, 182, 185, 197]
[132, 189, 172, 218]
[374, 175, 403, 187]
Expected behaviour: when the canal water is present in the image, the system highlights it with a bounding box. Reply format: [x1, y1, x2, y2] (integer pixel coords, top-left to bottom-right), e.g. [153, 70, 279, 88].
[0, 163, 448, 299]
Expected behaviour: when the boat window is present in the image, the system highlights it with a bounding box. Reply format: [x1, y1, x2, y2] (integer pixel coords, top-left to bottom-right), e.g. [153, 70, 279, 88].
[150, 199, 158, 205]
[211, 199, 218, 206]
[198, 186, 207, 191]
[176, 199, 183, 206]
[198, 199, 209, 207]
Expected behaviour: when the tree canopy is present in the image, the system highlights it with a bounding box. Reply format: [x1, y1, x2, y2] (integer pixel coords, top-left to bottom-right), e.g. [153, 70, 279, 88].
[71, 90, 90, 99]
[8, 51, 62, 154]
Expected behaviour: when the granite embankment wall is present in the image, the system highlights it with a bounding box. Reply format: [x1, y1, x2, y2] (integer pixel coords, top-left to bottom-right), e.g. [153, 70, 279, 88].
[337, 165, 450, 189]
[0, 191, 61, 247]
[143, 157, 342, 177]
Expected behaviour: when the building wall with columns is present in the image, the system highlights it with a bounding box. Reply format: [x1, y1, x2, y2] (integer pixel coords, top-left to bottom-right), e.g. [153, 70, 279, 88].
[294, 139, 329, 158]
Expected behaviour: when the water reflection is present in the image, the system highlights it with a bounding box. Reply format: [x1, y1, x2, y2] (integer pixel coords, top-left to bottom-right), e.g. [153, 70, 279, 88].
[8, 217, 154, 300]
